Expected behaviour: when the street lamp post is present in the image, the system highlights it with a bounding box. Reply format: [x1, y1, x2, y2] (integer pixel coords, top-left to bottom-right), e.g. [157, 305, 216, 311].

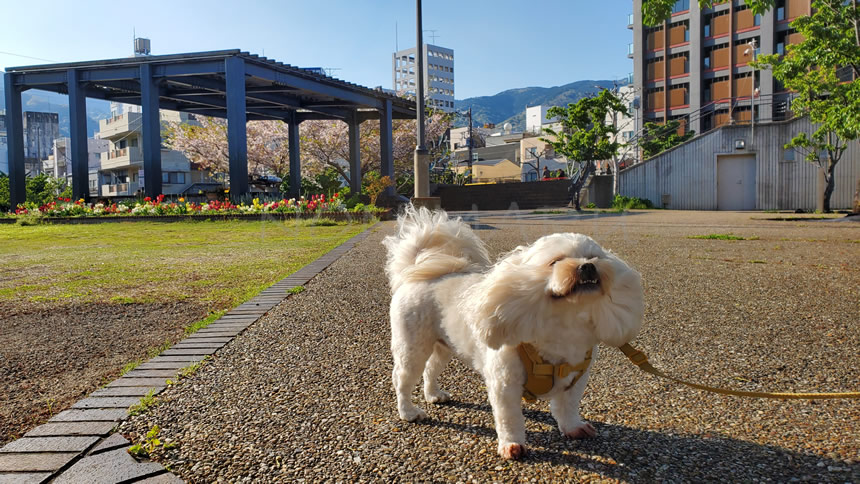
[746, 38, 758, 144]
[411, 0, 438, 208]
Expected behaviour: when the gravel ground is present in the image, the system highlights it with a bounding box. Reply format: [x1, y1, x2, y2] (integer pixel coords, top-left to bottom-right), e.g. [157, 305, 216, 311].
[0, 300, 207, 446]
[123, 211, 859, 482]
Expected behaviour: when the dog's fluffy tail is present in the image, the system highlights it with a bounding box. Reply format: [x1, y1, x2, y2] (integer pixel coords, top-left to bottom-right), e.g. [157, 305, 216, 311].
[382, 205, 490, 294]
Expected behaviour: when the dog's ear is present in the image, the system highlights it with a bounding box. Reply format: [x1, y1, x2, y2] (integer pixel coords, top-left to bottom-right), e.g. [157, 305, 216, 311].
[590, 254, 644, 347]
[470, 250, 548, 349]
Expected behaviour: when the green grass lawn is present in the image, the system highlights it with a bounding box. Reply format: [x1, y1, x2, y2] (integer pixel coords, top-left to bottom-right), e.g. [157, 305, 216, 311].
[0, 219, 372, 310]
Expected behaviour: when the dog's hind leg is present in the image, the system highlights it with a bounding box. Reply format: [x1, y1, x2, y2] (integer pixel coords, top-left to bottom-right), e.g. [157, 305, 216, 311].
[391, 318, 434, 422]
[423, 340, 453, 403]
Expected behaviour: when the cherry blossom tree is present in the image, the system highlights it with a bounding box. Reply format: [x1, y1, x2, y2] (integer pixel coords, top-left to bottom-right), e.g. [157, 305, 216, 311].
[165, 111, 452, 184]
[165, 118, 291, 177]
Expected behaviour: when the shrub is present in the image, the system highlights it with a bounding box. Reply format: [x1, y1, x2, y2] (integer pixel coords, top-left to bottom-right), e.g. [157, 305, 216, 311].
[612, 195, 653, 211]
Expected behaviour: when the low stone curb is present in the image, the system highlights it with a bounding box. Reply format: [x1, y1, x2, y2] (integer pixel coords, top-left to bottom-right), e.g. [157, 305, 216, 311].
[0, 223, 379, 483]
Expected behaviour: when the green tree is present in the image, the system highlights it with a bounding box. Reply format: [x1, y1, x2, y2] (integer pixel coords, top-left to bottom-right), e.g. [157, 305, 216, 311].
[753, 0, 860, 212]
[541, 90, 627, 211]
[0, 175, 9, 212]
[642, 0, 775, 26]
[640, 120, 696, 158]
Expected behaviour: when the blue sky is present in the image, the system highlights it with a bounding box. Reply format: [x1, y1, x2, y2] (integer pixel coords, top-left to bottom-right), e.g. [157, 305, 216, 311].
[0, 0, 634, 99]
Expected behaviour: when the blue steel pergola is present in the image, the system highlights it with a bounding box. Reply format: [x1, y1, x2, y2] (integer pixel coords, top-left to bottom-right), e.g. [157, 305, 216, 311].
[3, 50, 416, 207]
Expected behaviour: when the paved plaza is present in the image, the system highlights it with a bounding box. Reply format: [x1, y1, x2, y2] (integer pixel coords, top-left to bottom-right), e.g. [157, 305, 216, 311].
[3, 210, 859, 482]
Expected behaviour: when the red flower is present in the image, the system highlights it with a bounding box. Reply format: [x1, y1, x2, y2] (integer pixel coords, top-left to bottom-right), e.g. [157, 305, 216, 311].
[144, 197, 152, 202]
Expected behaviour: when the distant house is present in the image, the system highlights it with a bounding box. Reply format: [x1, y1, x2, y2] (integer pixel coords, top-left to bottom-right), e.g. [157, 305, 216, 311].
[452, 158, 521, 183]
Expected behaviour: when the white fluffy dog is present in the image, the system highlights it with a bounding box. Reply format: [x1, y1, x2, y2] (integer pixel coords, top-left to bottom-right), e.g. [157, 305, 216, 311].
[383, 206, 644, 459]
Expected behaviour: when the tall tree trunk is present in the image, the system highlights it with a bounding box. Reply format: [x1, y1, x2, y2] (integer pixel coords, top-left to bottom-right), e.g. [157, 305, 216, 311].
[568, 161, 595, 211]
[823, 158, 837, 213]
[611, 158, 619, 196]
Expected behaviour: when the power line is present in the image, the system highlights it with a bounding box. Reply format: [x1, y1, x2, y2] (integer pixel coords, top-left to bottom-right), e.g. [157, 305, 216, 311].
[0, 50, 57, 63]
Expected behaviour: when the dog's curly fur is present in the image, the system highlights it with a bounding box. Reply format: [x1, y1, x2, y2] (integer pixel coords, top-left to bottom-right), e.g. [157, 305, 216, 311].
[383, 206, 644, 459]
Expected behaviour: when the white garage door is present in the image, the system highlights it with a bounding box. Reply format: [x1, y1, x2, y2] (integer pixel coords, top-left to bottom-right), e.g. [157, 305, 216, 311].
[717, 154, 757, 211]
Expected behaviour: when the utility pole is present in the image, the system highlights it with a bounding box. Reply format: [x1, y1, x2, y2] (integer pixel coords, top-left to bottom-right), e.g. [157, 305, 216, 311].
[467, 107, 473, 184]
[412, 0, 438, 208]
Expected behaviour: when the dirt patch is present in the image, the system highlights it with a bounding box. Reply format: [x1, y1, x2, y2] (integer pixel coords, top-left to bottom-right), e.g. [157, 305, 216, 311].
[0, 300, 208, 446]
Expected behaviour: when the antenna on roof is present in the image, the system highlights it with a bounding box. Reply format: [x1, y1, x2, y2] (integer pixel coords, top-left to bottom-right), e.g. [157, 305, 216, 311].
[424, 29, 439, 44]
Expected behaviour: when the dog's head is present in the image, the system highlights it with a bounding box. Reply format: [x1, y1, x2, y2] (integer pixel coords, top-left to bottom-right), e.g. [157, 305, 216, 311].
[471, 233, 644, 349]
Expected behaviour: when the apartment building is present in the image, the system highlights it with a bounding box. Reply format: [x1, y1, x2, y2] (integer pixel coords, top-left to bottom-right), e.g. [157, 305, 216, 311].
[392, 44, 455, 112]
[23, 111, 60, 176]
[42, 137, 109, 197]
[97, 109, 205, 197]
[630, 0, 816, 136]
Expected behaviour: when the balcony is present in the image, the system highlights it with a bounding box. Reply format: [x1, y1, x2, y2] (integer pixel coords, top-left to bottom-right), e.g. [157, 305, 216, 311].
[98, 112, 142, 139]
[628, 43, 635, 57]
[100, 146, 143, 170]
[627, 13, 634, 28]
[101, 181, 140, 197]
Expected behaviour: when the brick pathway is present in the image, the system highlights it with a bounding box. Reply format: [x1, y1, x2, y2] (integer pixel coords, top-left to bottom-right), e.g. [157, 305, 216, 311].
[0, 225, 378, 484]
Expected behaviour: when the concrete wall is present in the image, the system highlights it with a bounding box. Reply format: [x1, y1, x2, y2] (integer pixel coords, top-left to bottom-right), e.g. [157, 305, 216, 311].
[435, 179, 571, 211]
[618, 117, 860, 210]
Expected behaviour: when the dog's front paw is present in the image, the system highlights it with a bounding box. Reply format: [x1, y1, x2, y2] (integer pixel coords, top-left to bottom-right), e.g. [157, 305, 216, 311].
[564, 422, 597, 439]
[398, 406, 428, 422]
[498, 442, 527, 460]
[425, 389, 451, 404]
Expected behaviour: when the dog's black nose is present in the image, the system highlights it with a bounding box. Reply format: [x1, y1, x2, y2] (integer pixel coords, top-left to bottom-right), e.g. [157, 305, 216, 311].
[577, 263, 597, 281]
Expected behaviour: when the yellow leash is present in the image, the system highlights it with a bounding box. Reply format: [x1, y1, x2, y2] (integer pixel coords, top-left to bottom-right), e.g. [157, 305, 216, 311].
[618, 343, 860, 400]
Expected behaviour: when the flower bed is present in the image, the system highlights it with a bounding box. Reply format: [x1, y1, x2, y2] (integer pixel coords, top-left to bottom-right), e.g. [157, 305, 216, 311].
[4, 193, 392, 223]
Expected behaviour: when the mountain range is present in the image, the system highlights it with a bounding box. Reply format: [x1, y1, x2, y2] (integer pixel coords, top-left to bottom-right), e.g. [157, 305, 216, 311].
[454, 79, 616, 130]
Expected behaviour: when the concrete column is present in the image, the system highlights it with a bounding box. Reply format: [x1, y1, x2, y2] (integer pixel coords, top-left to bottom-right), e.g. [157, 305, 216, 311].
[225, 56, 248, 199]
[287, 111, 301, 199]
[4, 73, 26, 208]
[379, 99, 394, 196]
[414, 149, 429, 197]
[140, 63, 163, 199]
[67, 69, 90, 201]
[347, 112, 362, 196]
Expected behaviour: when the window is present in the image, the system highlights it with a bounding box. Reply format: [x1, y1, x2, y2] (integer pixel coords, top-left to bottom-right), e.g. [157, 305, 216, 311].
[754, 14, 761, 26]
[671, 0, 689, 13]
[129, 138, 138, 148]
[162, 172, 169, 183]
[685, 29, 690, 42]
[704, 24, 710, 37]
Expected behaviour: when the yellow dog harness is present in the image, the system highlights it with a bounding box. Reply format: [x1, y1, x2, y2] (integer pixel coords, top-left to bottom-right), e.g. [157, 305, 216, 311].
[516, 343, 593, 402]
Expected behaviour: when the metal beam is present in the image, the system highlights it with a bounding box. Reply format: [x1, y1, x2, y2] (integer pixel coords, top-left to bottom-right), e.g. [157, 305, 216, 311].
[348, 112, 362, 196]
[287, 110, 302, 199]
[15, 71, 67, 86]
[244, 62, 384, 110]
[166, 75, 303, 110]
[295, 112, 342, 122]
[141, 63, 163, 199]
[67, 69, 90, 201]
[4, 73, 26, 208]
[156, 61, 227, 78]
[225, 57, 249, 198]
[379, 99, 395, 195]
